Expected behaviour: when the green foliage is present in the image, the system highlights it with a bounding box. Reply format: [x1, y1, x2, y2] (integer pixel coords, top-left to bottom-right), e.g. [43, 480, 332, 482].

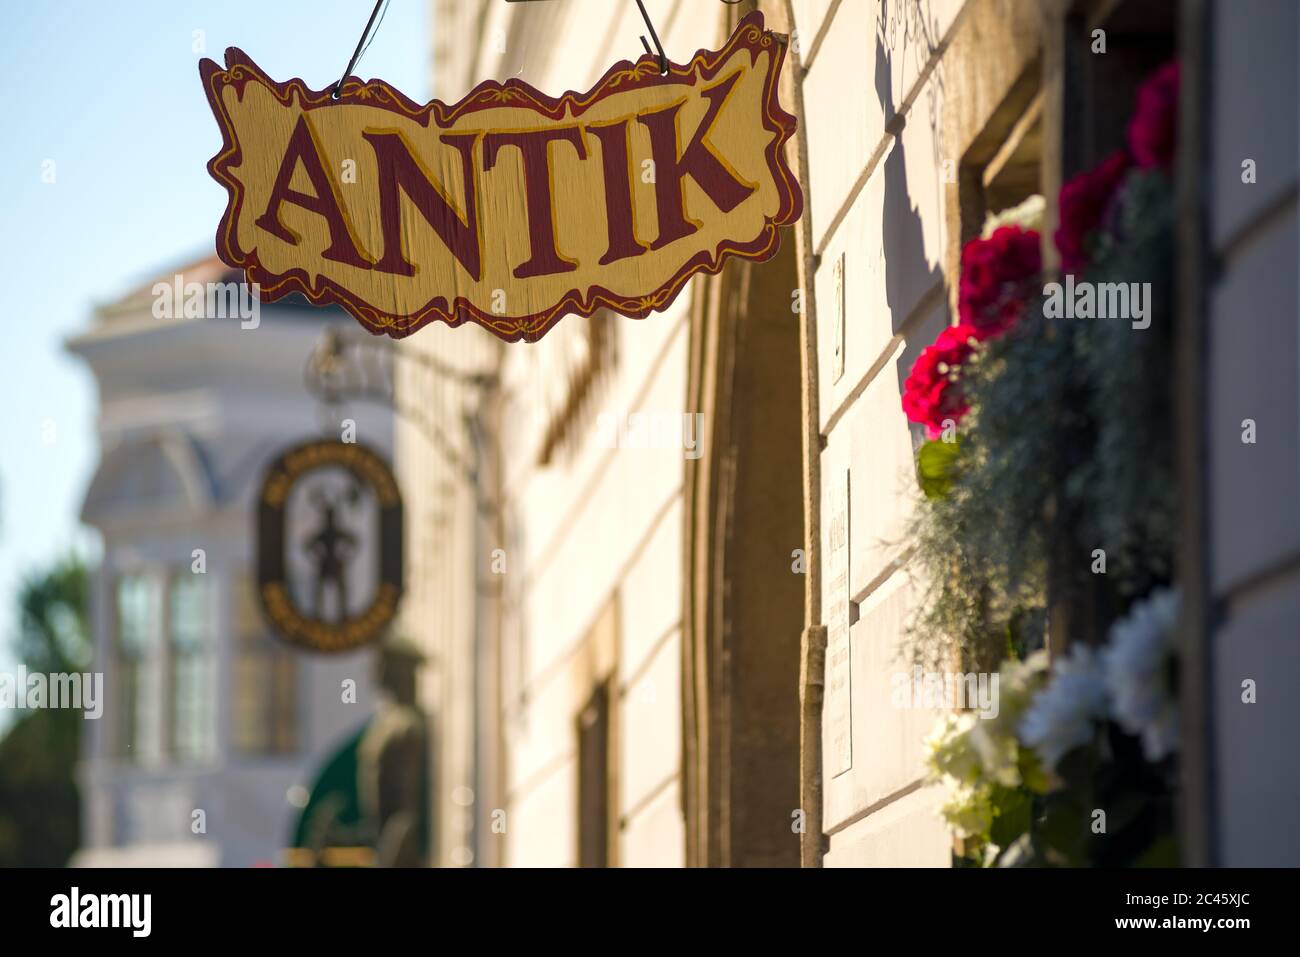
[905, 167, 1177, 671]
[1004, 725, 1179, 867]
[904, 386, 1052, 671]
[0, 554, 88, 867]
[16, 556, 90, 674]
[925, 654, 1050, 864]
[987, 784, 1033, 850]
[0, 708, 83, 866]
[1072, 170, 1178, 599]
[916, 438, 961, 500]
[910, 158, 1182, 868]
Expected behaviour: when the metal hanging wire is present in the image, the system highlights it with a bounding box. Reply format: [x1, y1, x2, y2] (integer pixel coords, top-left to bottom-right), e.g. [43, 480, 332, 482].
[505, 0, 747, 76]
[633, 0, 668, 74]
[332, 0, 392, 99]
[334, 1, 749, 92]
[336, 1, 752, 95]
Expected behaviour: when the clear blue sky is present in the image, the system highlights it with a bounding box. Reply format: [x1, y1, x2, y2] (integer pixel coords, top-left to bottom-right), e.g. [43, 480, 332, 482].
[0, 1, 429, 716]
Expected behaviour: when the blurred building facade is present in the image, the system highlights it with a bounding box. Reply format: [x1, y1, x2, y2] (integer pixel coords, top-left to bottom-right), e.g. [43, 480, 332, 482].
[1178, 0, 1299, 867]
[67, 256, 390, 867]
[416, 0, 807, 868]
[399, 0, 1298, 868]
[412, 0, 825, 868]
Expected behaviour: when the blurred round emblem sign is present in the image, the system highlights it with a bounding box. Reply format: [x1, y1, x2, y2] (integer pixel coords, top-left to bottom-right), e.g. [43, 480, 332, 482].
[256, 439, 403, 652]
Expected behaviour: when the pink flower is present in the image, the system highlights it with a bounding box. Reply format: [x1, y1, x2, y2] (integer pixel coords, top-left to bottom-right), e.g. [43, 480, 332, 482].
[1054, 151, 1131, 274]
[1128, 61, 1180, 170]
[903, 323, 980, 439]
[957, 226, 1042, 338]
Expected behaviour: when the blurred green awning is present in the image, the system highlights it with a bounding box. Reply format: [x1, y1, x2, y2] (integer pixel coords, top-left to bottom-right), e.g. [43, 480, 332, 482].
[289, 719, 371, 853]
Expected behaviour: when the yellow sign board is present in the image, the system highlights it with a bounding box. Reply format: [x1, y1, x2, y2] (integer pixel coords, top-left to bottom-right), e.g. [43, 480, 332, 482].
[200, 12, 802, 341]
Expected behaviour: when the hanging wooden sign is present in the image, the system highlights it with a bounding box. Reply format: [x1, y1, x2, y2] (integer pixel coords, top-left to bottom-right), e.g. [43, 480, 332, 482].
[200, 11, 802, 342]
[256, 439, 403, 653]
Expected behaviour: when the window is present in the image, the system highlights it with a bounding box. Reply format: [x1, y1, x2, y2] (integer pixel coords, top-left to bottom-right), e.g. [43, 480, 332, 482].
[980, 92, 1043, 221]
[233, 573, 299, 755]
[115, 575, 159, 761]
[960, 75, 1045, 243]
[1061, 0, 1178, 177]
[573, 597, 619, 867]
[168, 574, 215, 763]
[576, 680, 612, 868]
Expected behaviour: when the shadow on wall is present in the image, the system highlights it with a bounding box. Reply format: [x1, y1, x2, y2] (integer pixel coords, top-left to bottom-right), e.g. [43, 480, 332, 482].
[873, 6, 948, 414]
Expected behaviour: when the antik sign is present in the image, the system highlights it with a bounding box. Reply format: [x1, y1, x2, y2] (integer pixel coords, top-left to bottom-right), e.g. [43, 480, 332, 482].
[199, 12, 802, 342]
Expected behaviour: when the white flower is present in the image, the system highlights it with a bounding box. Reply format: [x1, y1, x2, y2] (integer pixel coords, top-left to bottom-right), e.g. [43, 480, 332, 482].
[938, 780, 994, 839]
[1103, 588, 1180, 761]
[974, 650, 1050, 786]
[967, 718, 1022, 787]
[924, 713, 993, 837]
[1018, 644, 1109, 769]
[924, 711, 980, 785]
[981, 194, 1047, 237]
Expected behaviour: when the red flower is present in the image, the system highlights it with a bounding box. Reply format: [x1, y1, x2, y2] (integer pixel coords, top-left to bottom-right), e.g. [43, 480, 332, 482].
[904, 228, 1039, 437]
[957, 226, 1042, 338]
[1054, 150, 1131, 274]
[1128, 61, 1180, 170]
[903, 323, 980, 439]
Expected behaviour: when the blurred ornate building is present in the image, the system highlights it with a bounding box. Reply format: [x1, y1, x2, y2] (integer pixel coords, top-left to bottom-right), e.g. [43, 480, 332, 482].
[67, 255, 390, 866]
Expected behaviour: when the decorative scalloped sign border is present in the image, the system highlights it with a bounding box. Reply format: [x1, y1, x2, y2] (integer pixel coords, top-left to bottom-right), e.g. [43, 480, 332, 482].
[199, 11, 802, 342]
